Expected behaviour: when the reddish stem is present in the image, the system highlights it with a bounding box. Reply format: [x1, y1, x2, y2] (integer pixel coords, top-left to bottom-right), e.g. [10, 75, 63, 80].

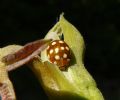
[2, 39, 52, 71]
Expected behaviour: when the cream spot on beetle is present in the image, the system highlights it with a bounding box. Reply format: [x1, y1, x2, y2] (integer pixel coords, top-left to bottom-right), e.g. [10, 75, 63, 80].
[59, 40, 64, 43]
[52, 42, 56, 45]
[61, 47, 65, 50]
[54, 61, 57, 64]
[65, 46, 69, 51]
[49, 49, 53, 54]
[63, 53, 67, 58]
[55, 48, 59, 53]
[55, 55, 60, 60]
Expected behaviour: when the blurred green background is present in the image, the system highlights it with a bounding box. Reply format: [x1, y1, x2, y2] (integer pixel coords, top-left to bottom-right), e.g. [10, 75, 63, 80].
[0, 0, 120, 100]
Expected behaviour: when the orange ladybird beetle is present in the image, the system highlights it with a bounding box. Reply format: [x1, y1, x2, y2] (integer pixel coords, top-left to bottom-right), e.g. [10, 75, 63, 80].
[46, 40, 71, 70]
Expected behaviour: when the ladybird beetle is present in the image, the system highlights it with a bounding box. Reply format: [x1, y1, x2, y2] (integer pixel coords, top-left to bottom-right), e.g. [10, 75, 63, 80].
[46, 40, 71, 70]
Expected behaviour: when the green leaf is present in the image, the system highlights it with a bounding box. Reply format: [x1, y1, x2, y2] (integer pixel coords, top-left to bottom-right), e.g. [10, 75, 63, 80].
[31, 14, 104, 100]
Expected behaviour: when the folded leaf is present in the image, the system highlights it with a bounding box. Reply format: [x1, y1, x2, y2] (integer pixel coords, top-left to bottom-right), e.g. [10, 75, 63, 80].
[0, 45, 22, 100]
[31, 14, 104, 100]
